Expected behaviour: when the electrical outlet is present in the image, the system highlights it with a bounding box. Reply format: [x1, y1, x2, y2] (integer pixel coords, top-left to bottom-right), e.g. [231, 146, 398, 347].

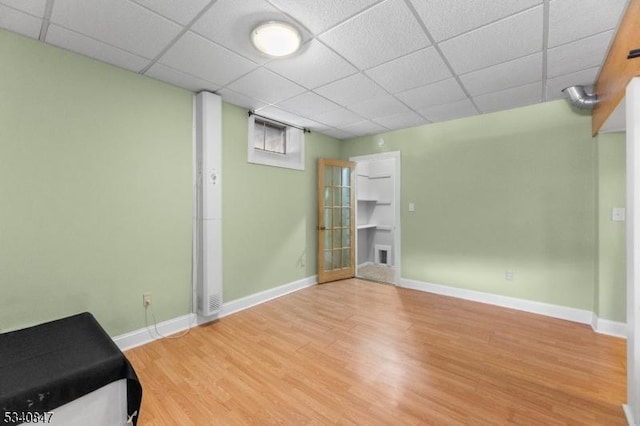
[612, 207, 626, 221]
[505, 271, 514, 281]
[143, 293, 152, 307]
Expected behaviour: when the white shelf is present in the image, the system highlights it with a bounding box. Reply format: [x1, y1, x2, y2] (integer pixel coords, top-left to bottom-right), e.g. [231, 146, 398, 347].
[357, 224, 377, 230]
[357, 199, 391, 204]
[357, 224, 392, 231]
[357, 173, 391, 179]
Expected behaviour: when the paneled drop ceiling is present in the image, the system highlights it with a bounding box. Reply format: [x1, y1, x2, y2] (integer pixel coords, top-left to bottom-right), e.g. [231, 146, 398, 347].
[0, 0, 629, 139]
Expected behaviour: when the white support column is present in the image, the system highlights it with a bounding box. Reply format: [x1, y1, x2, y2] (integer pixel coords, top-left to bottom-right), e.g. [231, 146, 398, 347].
[626, 77, 640, 426]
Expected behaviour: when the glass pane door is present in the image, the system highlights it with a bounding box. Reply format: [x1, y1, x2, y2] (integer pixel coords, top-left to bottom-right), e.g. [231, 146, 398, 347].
[318, 159, 355, 283]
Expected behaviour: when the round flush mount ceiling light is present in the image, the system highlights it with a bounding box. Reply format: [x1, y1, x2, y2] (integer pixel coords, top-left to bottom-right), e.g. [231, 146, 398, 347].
[251, 21, 302, 58]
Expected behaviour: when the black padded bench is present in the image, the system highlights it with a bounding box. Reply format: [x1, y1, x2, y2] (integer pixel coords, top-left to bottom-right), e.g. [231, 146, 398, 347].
[0, 313, 142, 425]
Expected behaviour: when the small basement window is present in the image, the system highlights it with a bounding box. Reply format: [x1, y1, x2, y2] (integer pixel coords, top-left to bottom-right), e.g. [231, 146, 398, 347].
[253, 118, 286, 154]
[247, 113, 305, 171]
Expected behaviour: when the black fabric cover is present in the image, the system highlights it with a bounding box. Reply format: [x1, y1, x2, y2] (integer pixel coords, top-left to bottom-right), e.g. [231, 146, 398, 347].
[0, 312, 142, 425]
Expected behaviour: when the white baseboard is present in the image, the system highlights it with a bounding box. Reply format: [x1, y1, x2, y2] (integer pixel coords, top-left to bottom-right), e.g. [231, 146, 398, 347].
[624, 404, 636, 426]
[217, 275, 317, 319]
[115, 275, 626, 351]
[114, 313, 196, 352]
[113, 275, 317, 351]
[592, 314, 627, 338]
[398, 278, 627, 335]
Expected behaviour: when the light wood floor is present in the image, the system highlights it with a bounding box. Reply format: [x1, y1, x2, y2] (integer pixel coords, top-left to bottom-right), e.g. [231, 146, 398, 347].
[126, 279, 626, 425]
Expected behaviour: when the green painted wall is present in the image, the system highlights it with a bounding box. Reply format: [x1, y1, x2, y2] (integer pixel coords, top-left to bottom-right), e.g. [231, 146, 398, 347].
[341, 101, 601, 312]
[0, 28, 625, 337]
[0, 30, 341, 336]
[596, 132, 626, 321]
[221, 103, 340, 301]
[0, 30, 193, 335]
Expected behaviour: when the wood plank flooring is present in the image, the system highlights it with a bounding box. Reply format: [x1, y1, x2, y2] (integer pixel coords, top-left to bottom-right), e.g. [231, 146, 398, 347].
[125, 279, 626, 425]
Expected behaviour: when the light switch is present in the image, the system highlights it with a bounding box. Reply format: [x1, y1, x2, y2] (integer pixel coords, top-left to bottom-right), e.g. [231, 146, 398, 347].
[612, 207, 626, 222]
[408, 203, 415, 212]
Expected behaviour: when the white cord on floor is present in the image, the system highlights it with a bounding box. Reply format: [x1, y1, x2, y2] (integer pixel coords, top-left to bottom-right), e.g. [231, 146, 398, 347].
[144, 305, 192, 340]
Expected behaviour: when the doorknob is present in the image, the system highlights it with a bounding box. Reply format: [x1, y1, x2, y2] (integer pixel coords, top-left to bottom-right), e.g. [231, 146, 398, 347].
[319, 226, 326, 230]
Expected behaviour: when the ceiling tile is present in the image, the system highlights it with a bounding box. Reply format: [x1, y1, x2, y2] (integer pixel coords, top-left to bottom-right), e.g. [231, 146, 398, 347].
[548, 0, 627, 47]
[46, 25, 150, 72]
[373, 111, 427, 130]
[474, 81, 542, 113]
[545, 67, 599, 101]
[417, 99, 479, 122]
[254, 106, 326, 129]
[50, 0, 182, 58]
[265, 40, 357, 89]
[313, 107, 364, 128]
[131, 0, 211, 26]
[349, 95, 410, 119]
[319, 0, 429, 70]
[315, 73, 387, 106]
[276, 92, 341, 118]
[0, 0, 46, 17]
[227, 68, 306, 104]
[0, 5, 42, 39]
[320, 128, 356, 140]
[547, 31, 613, 78]
[365, 47, 451, 93]
[145, 63, 220, 93]
[409, 0, 541, 42]
[266, 0, 379, 34]
[439, 6, 543, 74]
[396, 78, 467, 110]
[216, 88, 268, 111]
[191, 0, 310, 65]
[1, 0, 621, 133]
[340, 120, 387, 136]
[308, 123, 331, 132]
[460, 52, 542, 96]
[158, 31, 256, 86]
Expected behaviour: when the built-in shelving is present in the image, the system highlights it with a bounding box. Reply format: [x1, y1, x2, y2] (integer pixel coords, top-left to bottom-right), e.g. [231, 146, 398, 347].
[355, 158, 395, 269]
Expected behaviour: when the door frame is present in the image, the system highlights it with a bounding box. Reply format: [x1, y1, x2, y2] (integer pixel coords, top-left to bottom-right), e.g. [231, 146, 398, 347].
[625, 77, 640, 424]
[349, 151, 402, 285]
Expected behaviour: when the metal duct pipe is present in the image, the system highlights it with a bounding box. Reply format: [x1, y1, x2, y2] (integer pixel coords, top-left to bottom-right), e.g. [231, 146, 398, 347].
[562, 85, 598, 110]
